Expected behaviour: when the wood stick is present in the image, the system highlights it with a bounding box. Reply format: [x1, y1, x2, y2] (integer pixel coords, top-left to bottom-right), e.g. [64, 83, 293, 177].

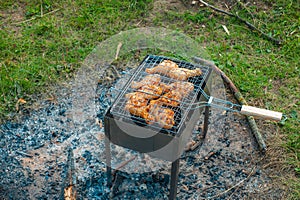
[234, 93, 267, 152]
[198, 0, 282, 45]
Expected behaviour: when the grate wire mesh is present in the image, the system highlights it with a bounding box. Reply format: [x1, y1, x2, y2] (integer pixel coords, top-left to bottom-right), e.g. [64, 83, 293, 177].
[110, 55, 211, 135]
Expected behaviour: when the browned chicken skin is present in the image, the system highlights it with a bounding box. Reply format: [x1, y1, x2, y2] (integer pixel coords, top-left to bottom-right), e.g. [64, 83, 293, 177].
[157, 82, 194, 107]
[131, 74, 161, 89]
[125, 92, 149, 107]
[168, 68, 202, 81]
[125, 104, 154, 123]
[128, 74, 170, 99]
[148, 100, 175, 129]
[126, 84, 163, 100]
[146, 60, 202, 80]
[124, 93, 153, 122]
[145, 60, 178, 75]
[168, 81, 194, 93]
[125, 95, 175, 129]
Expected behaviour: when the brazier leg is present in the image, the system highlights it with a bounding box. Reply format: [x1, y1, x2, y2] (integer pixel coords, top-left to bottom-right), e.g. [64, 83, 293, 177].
[105, 137, 112, 187]
[169, 159, 180, 200]
[203, 106, 210, 138]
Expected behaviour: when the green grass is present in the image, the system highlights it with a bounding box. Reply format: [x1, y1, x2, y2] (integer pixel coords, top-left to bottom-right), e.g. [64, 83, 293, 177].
[0, 0, 299, 198]
[0, 0, 152, 119]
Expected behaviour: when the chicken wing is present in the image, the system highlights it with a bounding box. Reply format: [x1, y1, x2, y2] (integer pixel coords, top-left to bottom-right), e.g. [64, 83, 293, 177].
[145, 60, 179, 75]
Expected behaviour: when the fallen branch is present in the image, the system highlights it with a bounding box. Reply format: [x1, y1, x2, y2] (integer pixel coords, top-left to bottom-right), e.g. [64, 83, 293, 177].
[193, 57, 267, 152]
[61, 147, 76, 200]
[208, 167, 256, 199]
[198, 0, 282, 45]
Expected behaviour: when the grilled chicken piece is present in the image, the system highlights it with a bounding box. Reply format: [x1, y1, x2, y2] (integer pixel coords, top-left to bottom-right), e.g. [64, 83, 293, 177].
[129, 74, 170, 99]
[137, 85, 163, 99]
[125, 104, 154, 122]
[131, 74, 161, 89]
[145, 60, 179, 75]
[158, 82, 194, 107]
[125, 98, 175, 129]
[125, 92, 149, 107]
[159, 91, 183, 107]
[149, 100, 175, 129]
[126, 85, 163, 100]
[146, 60, 202, 81]
[168, 68, 202, 81]
[124, 92, 152, 121]
[169, 81, 194, 93]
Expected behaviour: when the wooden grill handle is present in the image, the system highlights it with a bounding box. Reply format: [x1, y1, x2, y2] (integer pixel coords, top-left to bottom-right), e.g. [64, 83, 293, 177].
[240, 105, 282, 121]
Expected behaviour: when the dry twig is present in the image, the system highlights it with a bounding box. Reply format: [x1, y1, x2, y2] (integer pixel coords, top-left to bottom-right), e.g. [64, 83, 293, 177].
[12, 8, 61, 25]
[16, 151, 33, 158]
[115, 42, 123, 60]
[198, 0, 282, 45]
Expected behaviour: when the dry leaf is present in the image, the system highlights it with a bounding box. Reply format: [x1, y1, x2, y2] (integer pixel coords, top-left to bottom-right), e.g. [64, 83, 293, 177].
[15, 98, 27, 111]
[18, 98, 27, 104]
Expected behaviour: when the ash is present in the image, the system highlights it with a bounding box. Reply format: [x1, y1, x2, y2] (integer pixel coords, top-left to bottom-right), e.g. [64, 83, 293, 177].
[0, 66, 283, 200]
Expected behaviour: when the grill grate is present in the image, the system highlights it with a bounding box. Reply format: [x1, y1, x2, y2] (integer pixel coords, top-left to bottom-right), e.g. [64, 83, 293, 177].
[110, 55, 211, 135]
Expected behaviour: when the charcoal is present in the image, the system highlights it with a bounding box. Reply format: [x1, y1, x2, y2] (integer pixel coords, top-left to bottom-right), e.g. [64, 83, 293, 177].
[139, 183, 147, 191]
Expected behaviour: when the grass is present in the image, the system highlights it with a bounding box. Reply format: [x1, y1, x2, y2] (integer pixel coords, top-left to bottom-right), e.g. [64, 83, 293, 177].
[0, 0, 152, 119]
[0, 0, 299, 198]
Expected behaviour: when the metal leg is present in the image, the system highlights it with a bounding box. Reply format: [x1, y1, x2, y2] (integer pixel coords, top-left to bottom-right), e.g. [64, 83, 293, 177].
[169, 159, 180, 200]
[105, 137, 112, 187]
[203, 106, 210, 138]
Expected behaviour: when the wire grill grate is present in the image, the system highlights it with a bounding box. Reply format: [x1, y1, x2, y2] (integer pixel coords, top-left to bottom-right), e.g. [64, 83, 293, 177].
[110, 55, 211, 135]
